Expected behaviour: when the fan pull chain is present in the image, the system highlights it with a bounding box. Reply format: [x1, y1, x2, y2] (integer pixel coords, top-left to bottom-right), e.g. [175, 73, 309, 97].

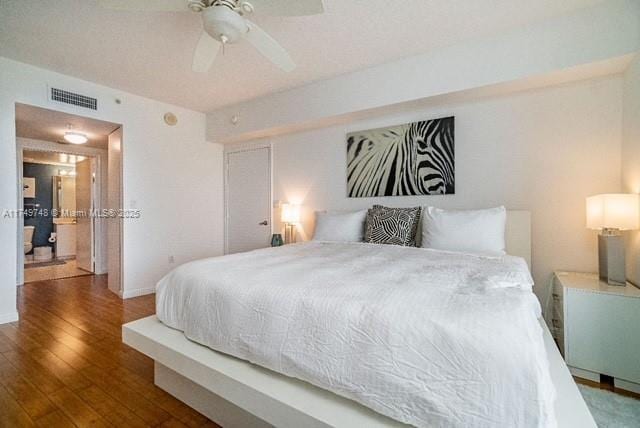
[220, 34, 229, 56]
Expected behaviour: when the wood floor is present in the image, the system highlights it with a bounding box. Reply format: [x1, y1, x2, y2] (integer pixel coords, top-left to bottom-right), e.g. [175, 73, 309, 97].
[0, 274, 220, 428]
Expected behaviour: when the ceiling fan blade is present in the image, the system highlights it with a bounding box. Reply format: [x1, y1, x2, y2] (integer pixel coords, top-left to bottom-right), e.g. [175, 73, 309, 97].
[243, 0, 323, 16]
[97, 0, 188, 12]
[192, 31, 222, 72]
[244, 20, 295, 72]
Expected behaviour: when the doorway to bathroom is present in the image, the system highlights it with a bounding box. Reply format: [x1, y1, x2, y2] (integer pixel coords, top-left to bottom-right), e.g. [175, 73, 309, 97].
[15, 103, 123, 288]
[22, 150, 96, 282]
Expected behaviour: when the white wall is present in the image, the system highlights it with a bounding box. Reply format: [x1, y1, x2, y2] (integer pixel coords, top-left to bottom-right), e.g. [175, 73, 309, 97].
[622, 57, 640, 285]
[269, 76, 623, 302]
[0, 57, 224, 322]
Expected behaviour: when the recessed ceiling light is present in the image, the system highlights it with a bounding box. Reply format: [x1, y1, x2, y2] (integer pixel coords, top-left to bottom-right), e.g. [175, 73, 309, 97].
[64, 131, 88, 145]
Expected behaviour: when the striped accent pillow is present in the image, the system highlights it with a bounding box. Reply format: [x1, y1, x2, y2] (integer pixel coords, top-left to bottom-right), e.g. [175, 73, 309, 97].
[364, 205, 421, 246]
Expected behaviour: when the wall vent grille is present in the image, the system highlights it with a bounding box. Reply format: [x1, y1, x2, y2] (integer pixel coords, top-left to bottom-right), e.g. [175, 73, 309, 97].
[50, 87, 98, 110]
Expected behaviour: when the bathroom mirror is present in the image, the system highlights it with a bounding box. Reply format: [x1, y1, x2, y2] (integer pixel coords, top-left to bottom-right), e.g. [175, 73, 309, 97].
[52, 175, 76, 220]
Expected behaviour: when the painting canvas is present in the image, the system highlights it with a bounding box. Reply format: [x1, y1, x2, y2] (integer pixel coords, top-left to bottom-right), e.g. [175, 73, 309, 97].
[347, 116, 455, 197]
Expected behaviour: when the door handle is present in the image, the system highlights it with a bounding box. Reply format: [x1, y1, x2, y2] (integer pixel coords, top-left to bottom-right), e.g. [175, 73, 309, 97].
[258, 220, 268, 226]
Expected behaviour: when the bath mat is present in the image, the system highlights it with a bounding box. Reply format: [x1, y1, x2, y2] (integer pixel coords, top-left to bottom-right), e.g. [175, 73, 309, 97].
[24, 259, 67, 269]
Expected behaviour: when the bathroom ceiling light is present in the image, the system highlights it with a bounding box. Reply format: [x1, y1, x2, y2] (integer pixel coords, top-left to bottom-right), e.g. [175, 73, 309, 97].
[64, 131, 88, 145]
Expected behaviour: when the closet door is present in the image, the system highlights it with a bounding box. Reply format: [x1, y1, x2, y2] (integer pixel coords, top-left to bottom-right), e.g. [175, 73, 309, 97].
[75, 158, 95, 272]
[226, 147, 271, 254]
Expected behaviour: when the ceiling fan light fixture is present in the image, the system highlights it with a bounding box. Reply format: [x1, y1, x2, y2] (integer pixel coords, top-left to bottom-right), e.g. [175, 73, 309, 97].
[64, 131, 88, 145]
[202, 4, 248, 43]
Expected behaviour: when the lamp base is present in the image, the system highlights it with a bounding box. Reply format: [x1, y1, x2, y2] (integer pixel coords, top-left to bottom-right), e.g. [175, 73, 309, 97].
[284, 223, 296, 244]
[598, 231, 626, 286]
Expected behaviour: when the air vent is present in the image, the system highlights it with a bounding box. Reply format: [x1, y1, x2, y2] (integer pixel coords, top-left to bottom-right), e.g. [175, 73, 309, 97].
[50, 87, 98, 110]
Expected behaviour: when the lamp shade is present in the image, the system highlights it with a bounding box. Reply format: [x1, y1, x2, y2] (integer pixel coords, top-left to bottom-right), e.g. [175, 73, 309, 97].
[281, 203, 301, 224]
[586, 193, 640, 230]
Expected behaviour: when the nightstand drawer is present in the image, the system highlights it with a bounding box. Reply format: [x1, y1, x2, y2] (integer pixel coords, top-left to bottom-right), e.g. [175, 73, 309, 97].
[552, 276, 564, 297]
[551, 279, 564, 336]
[552, 297, 563, 321]
[565, 287, 640, 385]
[551, 312, 563, 330]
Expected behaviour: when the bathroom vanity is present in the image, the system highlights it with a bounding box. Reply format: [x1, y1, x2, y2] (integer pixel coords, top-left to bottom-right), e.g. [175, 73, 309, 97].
[52, 175, 77, 258]
[54, 220, 76, 258]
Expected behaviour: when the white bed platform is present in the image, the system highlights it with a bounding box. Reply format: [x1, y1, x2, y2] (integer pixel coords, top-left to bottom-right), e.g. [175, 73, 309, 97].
[123, 316, 596, 428]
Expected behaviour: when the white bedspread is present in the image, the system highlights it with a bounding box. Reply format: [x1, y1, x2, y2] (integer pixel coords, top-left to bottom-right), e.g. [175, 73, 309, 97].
[156, 242, 556, 428]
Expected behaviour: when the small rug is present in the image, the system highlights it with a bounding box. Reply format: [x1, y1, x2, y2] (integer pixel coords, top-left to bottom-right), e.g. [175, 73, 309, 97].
[24, 259, 67, 269]
[578, 384, 640, 427]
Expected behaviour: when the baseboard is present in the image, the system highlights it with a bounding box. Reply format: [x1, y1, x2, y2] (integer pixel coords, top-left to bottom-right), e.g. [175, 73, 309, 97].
[119, 287, 155, 299]
[569, 366, 600, 383]
[615, 378, 640, 395]
[0, 311, 19, 325]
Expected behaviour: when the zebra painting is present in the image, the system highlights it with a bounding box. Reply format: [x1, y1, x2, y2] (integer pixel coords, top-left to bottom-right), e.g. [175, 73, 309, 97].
[347, 116, 455, 197]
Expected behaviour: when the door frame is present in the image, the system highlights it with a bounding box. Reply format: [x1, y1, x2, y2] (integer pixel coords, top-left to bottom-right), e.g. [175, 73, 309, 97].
[107, 127, 124, 296]
[224, 142, 273, 255]
[17, 140, 106, 285]
[74, 156, 97, 273]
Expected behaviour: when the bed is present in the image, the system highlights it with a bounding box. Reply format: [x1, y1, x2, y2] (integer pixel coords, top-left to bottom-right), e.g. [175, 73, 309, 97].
[123, 211, 596, 428]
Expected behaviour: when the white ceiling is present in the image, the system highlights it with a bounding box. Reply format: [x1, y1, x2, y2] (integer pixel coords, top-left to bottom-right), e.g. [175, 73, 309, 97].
[0, 0, 604, 112]
[16, 103, 119, 149]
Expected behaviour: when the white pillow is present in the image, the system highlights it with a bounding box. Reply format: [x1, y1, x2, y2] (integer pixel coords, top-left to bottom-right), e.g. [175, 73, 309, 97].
[313, 210, 367, 242]
[421, 206, 506, 257]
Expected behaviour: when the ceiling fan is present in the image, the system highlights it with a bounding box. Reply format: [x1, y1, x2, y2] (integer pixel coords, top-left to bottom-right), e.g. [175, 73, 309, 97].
[98, 0, 324, 72]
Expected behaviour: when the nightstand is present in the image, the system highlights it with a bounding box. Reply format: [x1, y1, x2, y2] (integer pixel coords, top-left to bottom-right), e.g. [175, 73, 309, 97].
[552, 271, 640, 394]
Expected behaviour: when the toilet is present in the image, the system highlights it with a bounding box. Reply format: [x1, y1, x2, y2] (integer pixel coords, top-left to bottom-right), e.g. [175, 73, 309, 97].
[24, 225, 35, 254]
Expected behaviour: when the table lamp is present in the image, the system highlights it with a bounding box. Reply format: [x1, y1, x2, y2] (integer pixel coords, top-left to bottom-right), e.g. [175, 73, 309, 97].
[281, 203, 300, 244]
[586, 193, 640, 285]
